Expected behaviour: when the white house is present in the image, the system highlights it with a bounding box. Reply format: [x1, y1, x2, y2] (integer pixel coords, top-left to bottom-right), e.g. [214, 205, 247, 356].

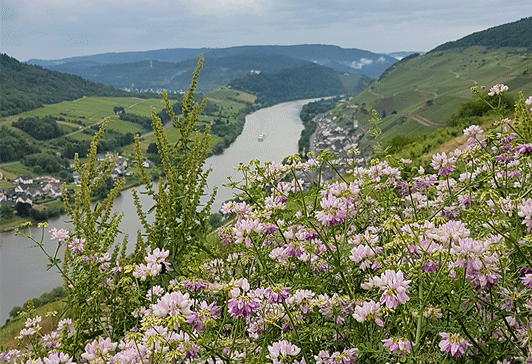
[14, 175, 34, 185]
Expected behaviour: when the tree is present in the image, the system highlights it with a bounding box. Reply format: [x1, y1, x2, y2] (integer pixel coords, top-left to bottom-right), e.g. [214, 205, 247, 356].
[30, 208, 47, 221]
[113, 106, 125, 114]
[147, 143, 158, 154]
[0, 205, 15, 220]
[15, 202, 32, 217]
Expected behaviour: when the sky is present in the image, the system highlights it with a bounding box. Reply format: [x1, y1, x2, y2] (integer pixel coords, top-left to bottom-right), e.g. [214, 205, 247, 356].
[1, 0, 531, 62]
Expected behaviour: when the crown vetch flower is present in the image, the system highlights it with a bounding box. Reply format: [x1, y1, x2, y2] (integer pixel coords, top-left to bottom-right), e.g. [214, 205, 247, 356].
[382, 337, 412, 356]
[49, 228, 69, 245]
[353, 300, 383, 326]
[488, 84, 508, 96]
[439, 332, 470, 357]
[227, 295, 260, 318]
[43, 352, 74, 364]
[68, 237, 85, 253]
[370, 270, 411, 309]
[151, 291, 192, 317]
[81, 336, 117, 362]
[268, 340, 301, 364]
[521, 274, 532, 289]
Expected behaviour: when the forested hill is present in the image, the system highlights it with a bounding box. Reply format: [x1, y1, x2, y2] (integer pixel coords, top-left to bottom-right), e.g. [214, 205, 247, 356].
[46, 54, 309, 93]
[0, 54, 132, 117]
[431, 17, 532, 52]
[228, 63, 346, 106]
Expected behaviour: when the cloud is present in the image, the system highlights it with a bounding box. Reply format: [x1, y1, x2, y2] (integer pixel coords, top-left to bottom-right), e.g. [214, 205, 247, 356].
[181, 0, 269, 17]
[377, 56, 386, 63]
[348, 58, 374, 69]
[0, 1, 18, 21]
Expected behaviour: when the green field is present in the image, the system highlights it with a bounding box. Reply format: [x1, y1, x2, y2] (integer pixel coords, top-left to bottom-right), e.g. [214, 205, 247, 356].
[1, 97, 161, 127]
[1, 88, 256, 168]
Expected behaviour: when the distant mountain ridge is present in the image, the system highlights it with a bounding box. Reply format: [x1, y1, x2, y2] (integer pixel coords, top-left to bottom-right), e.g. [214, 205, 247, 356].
[26, 45, 398, 92]
[44, 54, 310, 92]
[431, 17, 532, 52]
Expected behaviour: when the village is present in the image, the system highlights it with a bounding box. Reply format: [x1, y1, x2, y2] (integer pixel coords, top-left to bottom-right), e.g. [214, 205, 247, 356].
[0, 154, 155, 213]
[307, 109, 362, 179]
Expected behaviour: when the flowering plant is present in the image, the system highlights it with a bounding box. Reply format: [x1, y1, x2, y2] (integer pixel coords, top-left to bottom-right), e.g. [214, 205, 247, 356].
[5, 75, 532, 363]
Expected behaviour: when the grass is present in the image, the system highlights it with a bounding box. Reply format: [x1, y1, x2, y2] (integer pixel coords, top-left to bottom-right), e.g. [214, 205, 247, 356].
[126, 88, 255, 153]
[0, 97, 162, 131]
[0, 163, 34, 179]
[0, 300, 66, 350]
[105, 118, 145, 135]
[206, 87, 256, 104]
[0, 180, 14, 188]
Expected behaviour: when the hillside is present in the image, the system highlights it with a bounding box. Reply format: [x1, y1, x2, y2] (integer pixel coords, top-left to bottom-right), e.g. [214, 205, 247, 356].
[228, 63, 350, 106]
[0, 54, 132, 117]
[326, 17, 532, 156]
[432, 17, 532, 52]
[330, 46, 532, 157]
[26, 45, 398, 89]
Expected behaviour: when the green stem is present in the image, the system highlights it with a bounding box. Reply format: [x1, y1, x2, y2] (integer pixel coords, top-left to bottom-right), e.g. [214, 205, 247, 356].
[414, 270, 424, 350]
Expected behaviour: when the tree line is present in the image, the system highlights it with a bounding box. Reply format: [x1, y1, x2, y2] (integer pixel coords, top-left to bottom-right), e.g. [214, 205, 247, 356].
[12, 115, 66, 140]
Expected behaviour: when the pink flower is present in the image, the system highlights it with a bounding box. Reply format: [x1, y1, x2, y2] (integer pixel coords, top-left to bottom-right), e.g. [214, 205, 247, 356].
[349, 244, 382, 269]
[150, 291, 192, 317]
[227, 295, 260, 318]
[463, 125, 483, 139]
[68, 237, 85, 253]
[370, 270, 411, 309]
[353, 300, 383, 326]
[430, 152, 456, 176]
[186, 301, 221, 332]
[43, 352, 74, 364]
[315, 194, 350, 227]
[268, 340, 301, 364]
[132, 248, 170, 280]
[49, 228, 69, 245]
[382, 337, 412, 356]
[81, 336, 117, 361]
[314, 348, 358, 363]
[488, 84, 509, 96]
[517, 198, 532, 232]
[439, 332, 470, 357]
[521, 274, 532, 288]
[267, 286, 291, 304]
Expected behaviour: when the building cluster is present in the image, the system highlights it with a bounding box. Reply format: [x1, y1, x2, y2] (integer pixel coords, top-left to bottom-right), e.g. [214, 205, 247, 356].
[310, 111, 361, 167]
[0, 154, 155, 209]
[71, 154, 149, 185]
[0, 175, 62, 208]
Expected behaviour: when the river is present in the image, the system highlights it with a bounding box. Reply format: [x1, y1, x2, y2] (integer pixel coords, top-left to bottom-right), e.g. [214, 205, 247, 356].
[0, 98, 318, 326]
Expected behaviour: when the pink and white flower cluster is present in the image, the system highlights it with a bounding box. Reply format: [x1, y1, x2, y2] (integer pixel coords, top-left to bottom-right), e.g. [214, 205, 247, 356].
[132, 248, 170, 281]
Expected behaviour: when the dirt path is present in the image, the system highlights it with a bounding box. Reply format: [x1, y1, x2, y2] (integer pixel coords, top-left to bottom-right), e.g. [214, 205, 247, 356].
[406, 114, 442, 128]
[140, 118, 176, 139]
